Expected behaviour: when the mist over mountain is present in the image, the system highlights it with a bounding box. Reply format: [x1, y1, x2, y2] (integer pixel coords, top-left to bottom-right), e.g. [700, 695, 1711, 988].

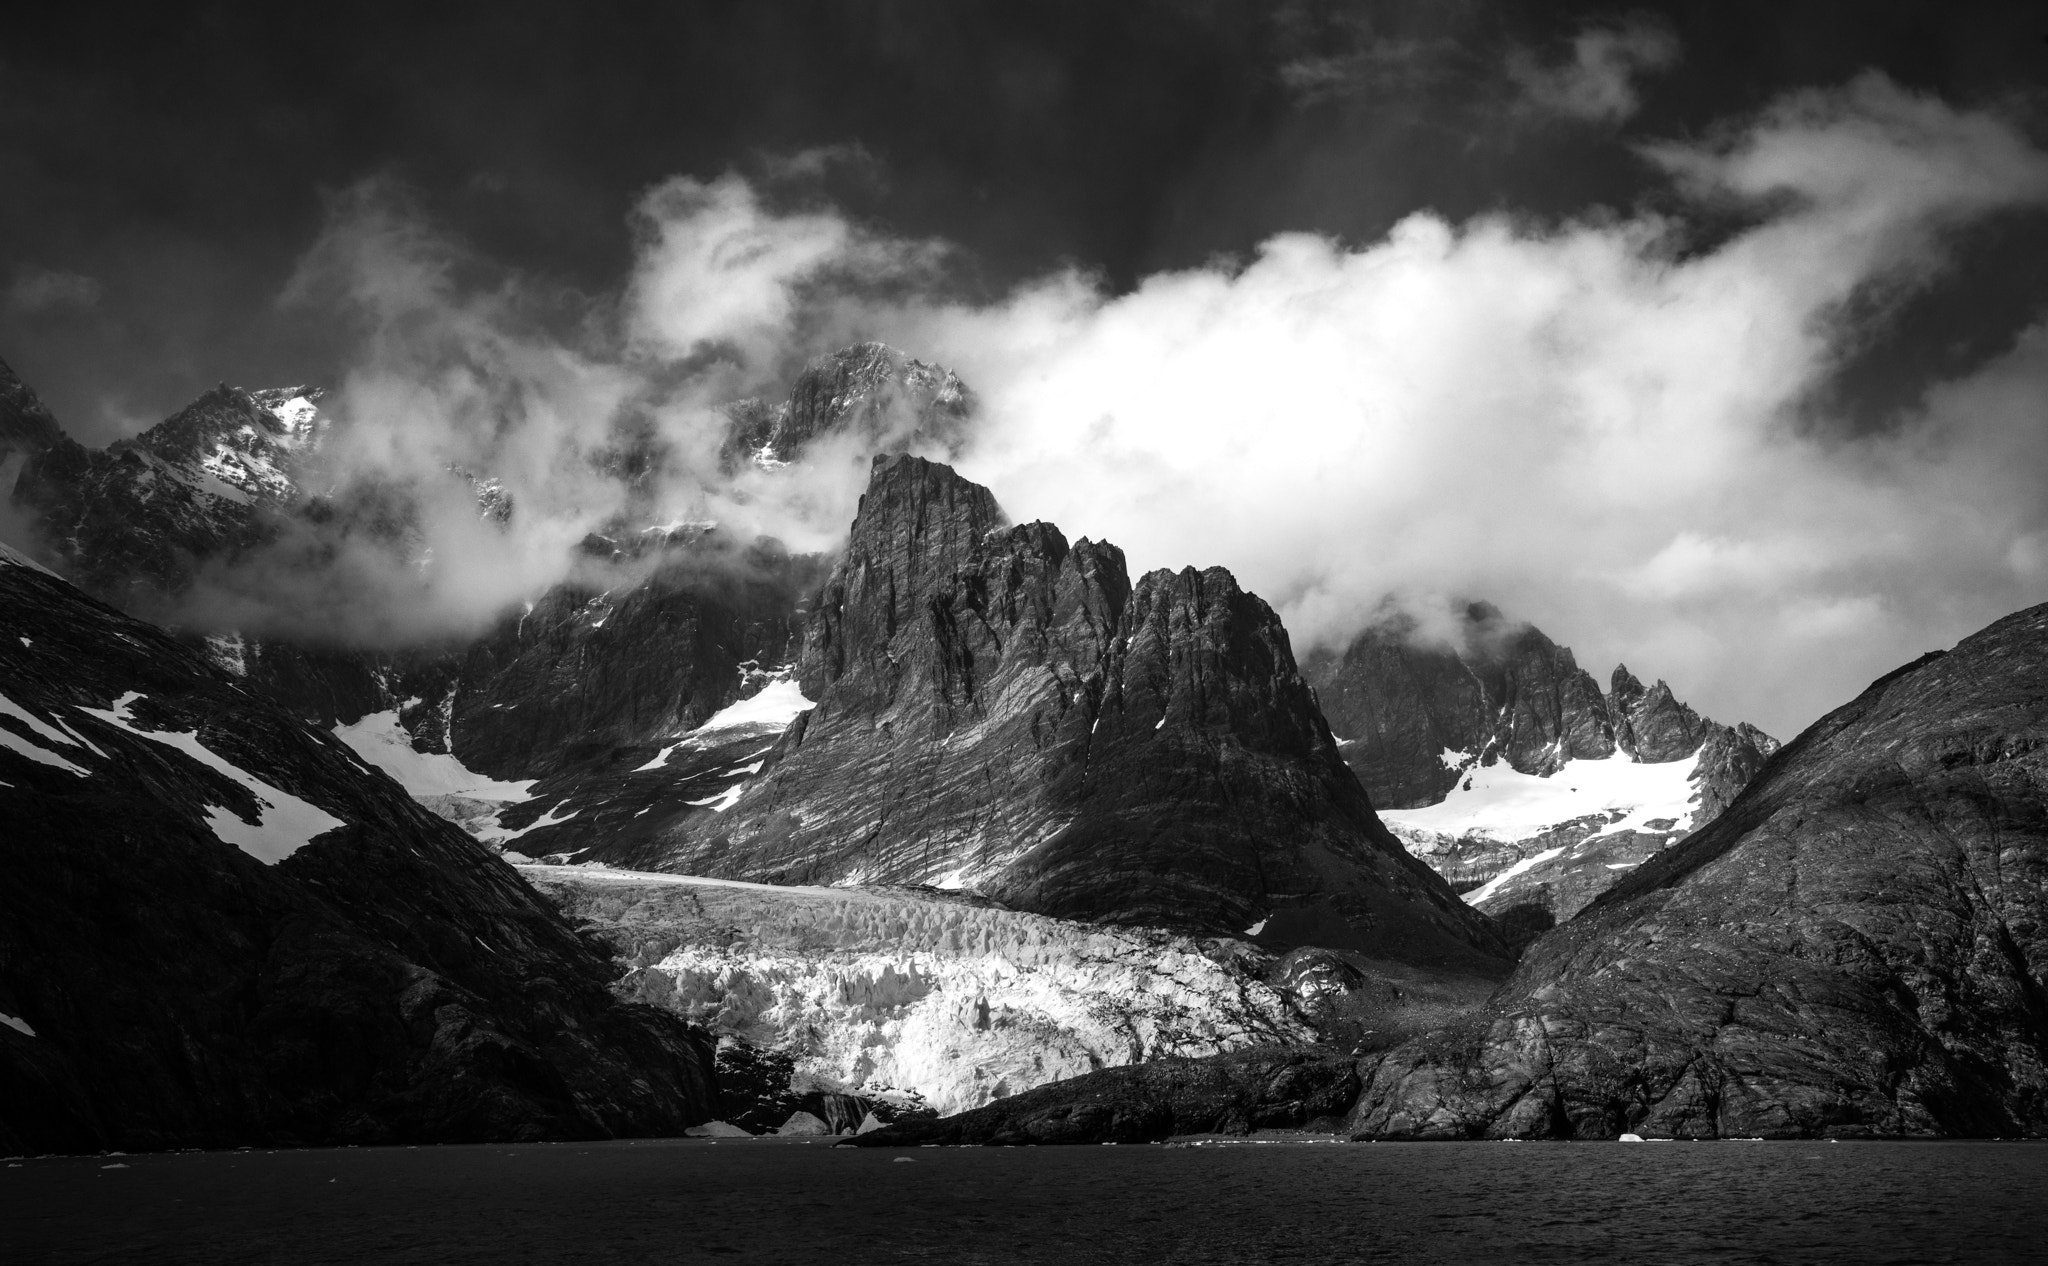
[8, 4, 2048, 1182]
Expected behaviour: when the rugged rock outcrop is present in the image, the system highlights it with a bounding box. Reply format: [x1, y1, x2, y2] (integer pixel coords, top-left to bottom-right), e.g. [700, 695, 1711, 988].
[1305, 601, 1777, 920]
[616, 455, 1505, 970]
[1346, 602, 2048, 1139]
[0, 548, 718, 1155]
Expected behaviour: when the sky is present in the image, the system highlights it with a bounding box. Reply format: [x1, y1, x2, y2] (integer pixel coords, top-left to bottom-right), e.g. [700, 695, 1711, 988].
[3, 0, 2047, 738]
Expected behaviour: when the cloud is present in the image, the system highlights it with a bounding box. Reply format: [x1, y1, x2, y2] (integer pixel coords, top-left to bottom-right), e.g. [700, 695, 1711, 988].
[1507, 16, 1679, 124]
[165, 79, 2048, 740]
[171, 174, 944, 646]
[857, 73, 2048, 737]
[6, 267, 102, 314]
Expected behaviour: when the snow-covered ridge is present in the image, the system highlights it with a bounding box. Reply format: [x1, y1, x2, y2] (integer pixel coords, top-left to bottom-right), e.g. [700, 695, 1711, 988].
[523, 865, 1310, 1117]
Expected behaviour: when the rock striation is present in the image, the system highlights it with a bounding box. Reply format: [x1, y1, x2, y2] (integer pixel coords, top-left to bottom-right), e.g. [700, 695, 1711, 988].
[0, 548, 718, 1155]
[625, 455, 1507, 970]
[1346, 602, 2048, 1138]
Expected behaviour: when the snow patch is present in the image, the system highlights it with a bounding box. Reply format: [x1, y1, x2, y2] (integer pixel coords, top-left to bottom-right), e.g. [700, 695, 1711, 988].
[1463, 846, 1567, 906]
[634, 743, 682, 773]
[0, 691, 94, 775]
[1380, 750, 1700, 845]
[332, 711, 535, 801]
[689, 678, 814, 740]
[686, 783, 747, 813]
[478, 801, 579, 844]
[77, 692, 346, 864]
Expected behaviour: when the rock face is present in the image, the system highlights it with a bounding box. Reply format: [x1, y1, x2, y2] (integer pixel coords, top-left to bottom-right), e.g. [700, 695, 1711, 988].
[619, 455, 1505, 969]
[524, 865, 1320, 1118]
[0, 548, 718, 1155]
[1347, 603, 2048, 1139]
[1304, 601, 1777, 921]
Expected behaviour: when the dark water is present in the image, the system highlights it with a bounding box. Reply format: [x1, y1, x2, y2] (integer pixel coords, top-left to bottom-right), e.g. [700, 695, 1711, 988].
[4, 1137, 2045, 1265]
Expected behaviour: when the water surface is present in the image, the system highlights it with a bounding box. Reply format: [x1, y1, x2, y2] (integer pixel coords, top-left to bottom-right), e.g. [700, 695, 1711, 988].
[4, 1136, 2042, 1264]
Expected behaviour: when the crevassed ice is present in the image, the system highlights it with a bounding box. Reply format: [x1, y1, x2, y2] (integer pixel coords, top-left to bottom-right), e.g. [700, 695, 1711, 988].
[523, 866, 1312, 1117]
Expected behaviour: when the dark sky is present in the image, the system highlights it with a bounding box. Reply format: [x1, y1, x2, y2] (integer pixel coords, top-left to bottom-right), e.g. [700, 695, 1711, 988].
[3, 0, 2044, 442]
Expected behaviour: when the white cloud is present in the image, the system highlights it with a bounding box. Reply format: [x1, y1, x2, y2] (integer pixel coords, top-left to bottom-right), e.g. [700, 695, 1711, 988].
[1508, 16, 1679, 124]
[194, 80, 2048, 739]
[856, 74, 2048, 737]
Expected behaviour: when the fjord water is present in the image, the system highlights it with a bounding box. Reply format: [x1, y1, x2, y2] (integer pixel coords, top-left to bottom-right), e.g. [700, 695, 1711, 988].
[4, 1139, 2042, 1264]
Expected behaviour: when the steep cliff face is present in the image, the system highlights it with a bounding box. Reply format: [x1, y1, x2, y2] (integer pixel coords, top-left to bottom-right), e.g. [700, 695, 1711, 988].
[617, 456, 1505, 970]
[1305, 602, 1777, 921]
[1347, 603, 2048, 1139]
[0, 548, 718, 1156]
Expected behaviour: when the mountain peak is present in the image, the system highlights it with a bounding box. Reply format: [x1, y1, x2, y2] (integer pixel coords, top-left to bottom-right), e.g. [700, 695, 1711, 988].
[723, 343, 974, 470]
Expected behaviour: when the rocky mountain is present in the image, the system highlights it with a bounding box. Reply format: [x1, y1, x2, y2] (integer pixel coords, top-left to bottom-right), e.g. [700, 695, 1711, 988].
[1343, 601, 2048, 1139]
[591, 454, 1508, 972]
[721, 342, 972, 470]
[0, 545, 718, 1155]
[1303, 601, 1777, 924]
[0, 347, 958, 854]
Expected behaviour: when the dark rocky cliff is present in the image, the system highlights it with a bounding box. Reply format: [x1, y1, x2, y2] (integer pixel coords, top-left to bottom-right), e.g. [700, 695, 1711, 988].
[628, 455, 1507, 970]
[1345, 602, 2048, 1138]
[0, 549, 719, 1156]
